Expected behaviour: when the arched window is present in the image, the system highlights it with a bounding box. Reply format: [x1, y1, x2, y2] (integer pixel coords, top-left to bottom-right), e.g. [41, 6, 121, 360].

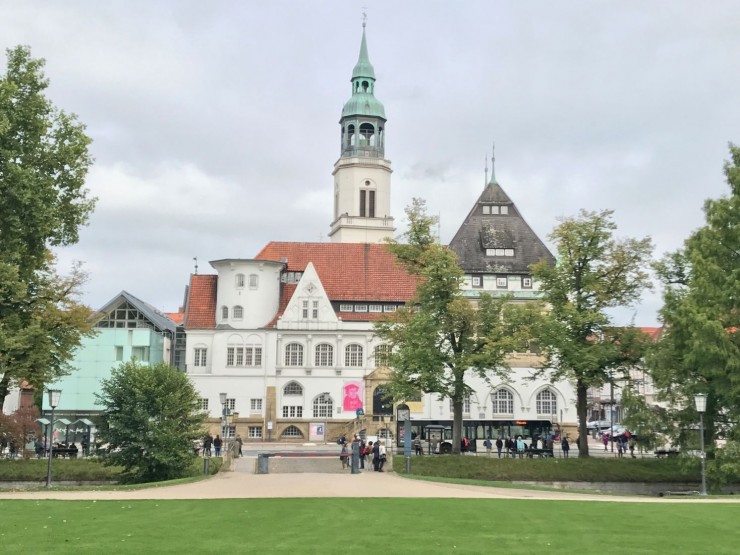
[233, 306, 243, 319]
[222, 306, 228, 320]
[374, 344, 391, 367]
[345, 344, 363, 367]
[315, 344, 334, 367]
[373, 386, 393, 415]
[313, 393, 333, 418]
[359, 122, 374, 145]
[536, 389, 557, 415]
[281, 425, 303, 438]
[235, 274, 245, 288]
[348, 124, 356, 146]
[283, 382, 303, 396]
[492, 389, 514, 414]
[284, 343, 304, 366]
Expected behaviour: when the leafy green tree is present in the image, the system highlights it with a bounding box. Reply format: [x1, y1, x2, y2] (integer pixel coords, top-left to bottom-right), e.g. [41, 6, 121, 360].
[649, 145, 740, 450]
[96, 360, 206, 483]
[530, 209, 653, 457]
[0, 45, 96, 410]
[375, 199, 537, 454]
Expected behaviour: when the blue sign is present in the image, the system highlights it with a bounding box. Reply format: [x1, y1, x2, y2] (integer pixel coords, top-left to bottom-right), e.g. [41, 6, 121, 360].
[356, 408, 365, 416]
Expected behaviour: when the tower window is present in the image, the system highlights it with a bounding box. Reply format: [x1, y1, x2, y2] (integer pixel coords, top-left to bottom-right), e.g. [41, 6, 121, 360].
[359, 190, 376, 218]
[359, 123, 374, 146]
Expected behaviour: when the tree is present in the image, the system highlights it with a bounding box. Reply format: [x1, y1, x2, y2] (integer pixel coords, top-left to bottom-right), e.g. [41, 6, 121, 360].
[649, 145, 740, 450]
[96, 360, 206, 483]
[375, 199, 537, 454]
[0, 45, 96, 410]
[0, 405, 41, 458]
[530, 209, 653, 457]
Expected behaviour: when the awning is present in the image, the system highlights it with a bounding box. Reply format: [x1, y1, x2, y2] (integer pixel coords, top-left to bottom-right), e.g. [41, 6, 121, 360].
[36, 418, 51, 425]
[56, 418, 72, 426]
[73, 418, 95, 427]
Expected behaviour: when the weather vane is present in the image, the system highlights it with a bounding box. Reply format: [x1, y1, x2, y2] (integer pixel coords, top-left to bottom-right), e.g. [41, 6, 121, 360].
[362, 7, 368, 28]
[193, 256, 198, 275]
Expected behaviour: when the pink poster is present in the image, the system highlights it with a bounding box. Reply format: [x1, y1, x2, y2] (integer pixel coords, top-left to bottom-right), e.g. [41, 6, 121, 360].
[342, 380, 364, 412]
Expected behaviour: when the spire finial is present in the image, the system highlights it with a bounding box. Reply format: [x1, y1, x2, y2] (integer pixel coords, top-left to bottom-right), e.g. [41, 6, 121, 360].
[362, 7, 368, 28]
[193, 256, 198, 275]
[489, 141, 497, 184]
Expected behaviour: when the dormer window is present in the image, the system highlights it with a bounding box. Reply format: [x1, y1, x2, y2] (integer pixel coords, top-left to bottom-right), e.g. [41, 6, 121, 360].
[485, 248, 514, 257]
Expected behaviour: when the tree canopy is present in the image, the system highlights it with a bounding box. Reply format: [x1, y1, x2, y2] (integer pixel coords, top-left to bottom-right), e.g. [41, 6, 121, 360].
[530, 209, 653, 456]
[96, 360, 206, 483]
[375, 199, 537, 454]
[0, 46, 96, 410]
[649, 144, 740, 448]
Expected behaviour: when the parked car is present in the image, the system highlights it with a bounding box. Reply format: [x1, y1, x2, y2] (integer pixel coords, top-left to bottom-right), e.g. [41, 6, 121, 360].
[586, 420, 612, 431]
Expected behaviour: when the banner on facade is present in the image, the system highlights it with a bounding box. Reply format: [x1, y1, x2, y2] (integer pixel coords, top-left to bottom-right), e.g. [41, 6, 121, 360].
[342, 380, 364, 412]
[309, 423, 325, 442]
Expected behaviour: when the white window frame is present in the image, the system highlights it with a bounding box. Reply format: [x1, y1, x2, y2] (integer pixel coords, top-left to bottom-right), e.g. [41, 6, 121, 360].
[496, 277, 508, 289]
[194, 347, 207, 367]
[354, 305, 368, 313]
[492, 389, 514, 414]
[383, 305, 397, 313]
[522, 277, 532, 289]
[198, 398, 209, 411]
[369, 304, 383, 313]
[345, 344, 363, 367]
[250, 398, 263, 412]
[314, 343, 334, 367]
[226, 347, 235, 366]
[284, 343, 304, 366]
[233, 305, 243, 319]
[340, 304, 353, 312]
[248, 426, 263, 439]
[235, 274, 245, 288]
[283, 381, 303, 396]
[312, 394, 333, 418]
[249, 274, 258, 289]
[536, 390, 557, 415]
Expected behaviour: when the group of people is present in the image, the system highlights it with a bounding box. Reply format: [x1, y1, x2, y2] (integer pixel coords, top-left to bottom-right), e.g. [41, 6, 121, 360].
[338, 434, 387, 471]
[481, 435, 570, 458]
[600, 430, 636, 458]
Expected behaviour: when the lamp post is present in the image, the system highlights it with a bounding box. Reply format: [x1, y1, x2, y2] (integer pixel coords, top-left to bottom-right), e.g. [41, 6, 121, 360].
[694, 393, 707, 496]
[46, 389, 61, 488]
[609, 374, 615, 453]
[219, 392, 228, 456]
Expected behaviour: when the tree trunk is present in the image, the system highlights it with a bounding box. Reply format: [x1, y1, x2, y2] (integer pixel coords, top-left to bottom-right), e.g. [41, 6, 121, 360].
[576, 379, 590, 457]
[452, 397, 463, 455]
[0, 373, 10, 413]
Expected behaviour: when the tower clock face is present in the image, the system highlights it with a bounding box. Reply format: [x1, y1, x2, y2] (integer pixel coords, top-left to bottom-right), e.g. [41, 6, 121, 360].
[397, 408, 410, 421]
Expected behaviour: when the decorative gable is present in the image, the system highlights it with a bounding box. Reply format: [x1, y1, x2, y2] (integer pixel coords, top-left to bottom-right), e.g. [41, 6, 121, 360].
[277, 262, 338, 330]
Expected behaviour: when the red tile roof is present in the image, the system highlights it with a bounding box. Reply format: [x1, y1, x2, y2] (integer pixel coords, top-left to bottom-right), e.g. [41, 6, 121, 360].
[638, 327, 663, 340]
[184, 275, 217, 329]
[255, 242, 418, 302]
[165, 308, 185, 326]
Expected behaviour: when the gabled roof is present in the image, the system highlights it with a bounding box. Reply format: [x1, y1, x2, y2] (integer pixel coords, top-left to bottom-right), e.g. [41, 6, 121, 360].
[165, 308, 185, 326]
[184, 275, 217, 329]
[448, 182, 555, 274]
[255, 242, 417, 302]
[95, 291, 177, 333]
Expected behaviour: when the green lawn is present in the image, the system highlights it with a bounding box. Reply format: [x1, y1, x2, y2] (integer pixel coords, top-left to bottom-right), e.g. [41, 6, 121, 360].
[1, 498, 738, 554]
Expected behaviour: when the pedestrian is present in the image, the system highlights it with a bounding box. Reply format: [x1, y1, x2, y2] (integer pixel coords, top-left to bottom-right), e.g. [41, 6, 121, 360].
[413, 436, 423, 456]
[359, 439, 366, 469]
[628, 436, 636, 458]
[234, 435, 243, 457]
[372, 440, 380, 471]
[561, 437, 570, 458]
[365, 441, 373, 469]
[340, 443, 349, 469]
[213, 434, 223, 457]
[430, 436, 439, 455]
[616, 436, 624, 457]
[378, 440, 387, 472]
[601, 433, 609, 451]
[495, 437, 503, 458]
[516, 436, 525, 459]
[483, 438, 492, 456]
[203, 434, 213, 457]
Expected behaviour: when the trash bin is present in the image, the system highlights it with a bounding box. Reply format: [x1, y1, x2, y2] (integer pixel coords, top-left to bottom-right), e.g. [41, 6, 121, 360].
[257, 453, 273, 474]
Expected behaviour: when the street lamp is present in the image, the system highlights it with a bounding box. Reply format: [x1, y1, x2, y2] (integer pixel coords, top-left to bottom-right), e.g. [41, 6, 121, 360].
[46, 389, 61, 488]
[219, 392, 228, 455]
[694, 393, 707, 496]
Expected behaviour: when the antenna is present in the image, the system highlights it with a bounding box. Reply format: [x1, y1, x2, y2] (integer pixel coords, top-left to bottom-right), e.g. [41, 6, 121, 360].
[484, 153, 489, 187]
[490, 141, 497, 184]
[193, 257, 198, 275]
[362, 6, 368, 28]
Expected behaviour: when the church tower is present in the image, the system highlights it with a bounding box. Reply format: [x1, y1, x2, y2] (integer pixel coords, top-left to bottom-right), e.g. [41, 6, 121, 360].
[329, 22, 394, 243]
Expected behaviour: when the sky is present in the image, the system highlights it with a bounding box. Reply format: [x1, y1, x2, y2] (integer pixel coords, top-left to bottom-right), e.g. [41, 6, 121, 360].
[2, 1, 739, 325]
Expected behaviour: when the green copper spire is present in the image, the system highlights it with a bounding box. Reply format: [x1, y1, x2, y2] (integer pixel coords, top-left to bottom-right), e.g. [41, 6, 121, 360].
[352, 25, 376, 80]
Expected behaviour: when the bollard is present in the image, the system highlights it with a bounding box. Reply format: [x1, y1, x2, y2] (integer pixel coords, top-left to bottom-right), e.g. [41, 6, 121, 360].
[351, 441, 360, 474]
[203, 457, 210, 475]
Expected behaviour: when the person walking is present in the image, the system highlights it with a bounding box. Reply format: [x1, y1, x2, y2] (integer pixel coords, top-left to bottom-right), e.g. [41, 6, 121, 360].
[601, 432, 609, 451]
[413, 436, 423, 456]
[372, 440, 380, 471]
[561, 437, 570, 458]
[378, 440, 387, 472]
[495, 437, 503, 458]
[483, 438, 492, 456]
[213, 435, 223, 457]
[203, 434, 213, 457]
[234, 435, 243, 457]
[340, 442, 349, 470]
[365, 441, 373, 469]
[629, 436, 636, 458]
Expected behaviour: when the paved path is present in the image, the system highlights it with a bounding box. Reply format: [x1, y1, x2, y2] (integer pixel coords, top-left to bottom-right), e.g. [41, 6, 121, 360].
[1, 457, 739, 503]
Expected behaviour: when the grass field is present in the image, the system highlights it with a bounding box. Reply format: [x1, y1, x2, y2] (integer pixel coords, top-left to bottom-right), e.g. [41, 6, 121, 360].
[1, 498, 738, 554]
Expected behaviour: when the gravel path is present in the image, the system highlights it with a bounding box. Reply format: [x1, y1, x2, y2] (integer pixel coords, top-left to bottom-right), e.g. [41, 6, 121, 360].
[1, 457, 739, 503]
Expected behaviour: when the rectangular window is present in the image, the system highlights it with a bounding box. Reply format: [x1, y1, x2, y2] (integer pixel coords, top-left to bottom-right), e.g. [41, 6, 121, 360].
[312, 300, 319, 319]
[226, 347, 235, 366]
[132, 346, 150, 362]
[115, 346, 123, 361]
[449, 396, 471, 413]
[198, 398, 209, 411]
[360, 190, 366, 217]
[340, 304, 353, 312]
[471, 276, 482, 288]
[369, 305, 383, 313]
[482, 205, 490, 214]
[250, 398, 262, 412]
[249, 274, 258, 288]
[522, 277, 532, 289]
[253, 347, 262, 367]
[383, 305, 397, 313]
[282, 406, 303, 418]
[505, 248, 514, 256]
[500, 206, 509, 215]
[194, 348, 207, 367]
[354, 305, 368, 313]
[369, 190, 375, 218]
[226, 398, 236, 411]
[224, 425, 236, 439]
[235, 347, 244, 366]
[496, 277, 508, 288]
[491, 205, 500, 215]
[248, 426, 263, 439]
[302, 300, 308, 319]
[236, 274, 245, 287]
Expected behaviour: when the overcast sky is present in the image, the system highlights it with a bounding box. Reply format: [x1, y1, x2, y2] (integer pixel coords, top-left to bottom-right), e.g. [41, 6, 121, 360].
[3, 1, 739, 325]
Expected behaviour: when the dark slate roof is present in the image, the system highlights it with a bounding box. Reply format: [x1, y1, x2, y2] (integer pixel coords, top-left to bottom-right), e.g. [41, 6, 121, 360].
[96, 291, 178, 333]
[448, 182, 555, 274]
